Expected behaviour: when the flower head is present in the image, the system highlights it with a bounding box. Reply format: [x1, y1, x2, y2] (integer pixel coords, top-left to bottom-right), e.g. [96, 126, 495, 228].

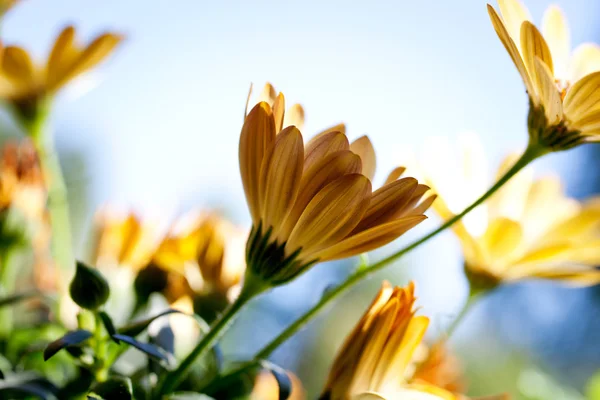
[322, 282, 456, 400]
[240, 92, 433, 285]
[421, 134, 600, 288]
[0, 25, 122, 123]
[488, 0, 600, 150]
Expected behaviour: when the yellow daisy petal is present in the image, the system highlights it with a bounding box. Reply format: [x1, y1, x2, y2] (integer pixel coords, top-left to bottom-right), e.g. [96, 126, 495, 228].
[521, 22, 554, 90]
[384, 166, 406, 185]
[563, 71, 600, 122]
[481, 218, 522, 262]
[272, 92, 285, 133]
[569, 43, 600, 82]
[258, 126, 304, 232]
[541, 5, 570, 79]
[283, 103, 305, 132]
[239, 102, 276, 224]
[350, 135, 376, 181]
[498, 0, 532, 45]
[532, 57, 562, 124]
[46, 26, 79, 89]
[315, 122, 347, 136]
[2, 46, 36, 86]
[304, 130, 350, 171]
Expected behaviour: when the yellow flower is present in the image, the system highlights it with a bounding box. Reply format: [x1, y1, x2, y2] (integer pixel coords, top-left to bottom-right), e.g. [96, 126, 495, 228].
[240, 96, 433, 285]
[411, 341, 466, 395]
[322, 282, 456, 400]
[250, 370, 306, 400]
[0, 25, 122, 122]
[421, 134, 600, 288]
[488, 0, 600, 150]
[92, 209, 162, 271]
[153, 211, 247, 316]
[245, 82, 306, 133]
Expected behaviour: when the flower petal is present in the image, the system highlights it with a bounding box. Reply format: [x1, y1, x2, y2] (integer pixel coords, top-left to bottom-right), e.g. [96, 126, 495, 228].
[313, 216, 426, 261]
[532, 57, 563, 124]
[350, 135, 376, 181]
[569, 43, 600, 82]
[258, 126, 304, 232]
[541, 5, 570, 79]
[239, 102, 276, 224]
[384, 166, 406, 185]
[521, 21, 554, 93]
[304, 130, 349, 171]
[283, 103, 305, 132]
[277, 150, 362, 241]
[498, 0, 532, 45]
[563, 71, 600, 122]
[287, 174, 371, 257]
[272, 92, 285, 133]
[2, 46, 35, 85]
[258, 82, 277, 106]
[487, 5, 536, 100]
[481, 218, 522, 262]
[352, 177, 418, 233]
[46, 26, 79, 89]
[315, 122, 346, 136]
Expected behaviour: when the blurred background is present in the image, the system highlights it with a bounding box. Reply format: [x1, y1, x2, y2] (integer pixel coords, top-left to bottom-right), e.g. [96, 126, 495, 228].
[1, 0, 599, 398]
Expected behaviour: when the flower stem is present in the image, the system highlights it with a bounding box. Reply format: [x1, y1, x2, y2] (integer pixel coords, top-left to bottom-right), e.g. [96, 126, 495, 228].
[157, 273, 267, 396]
[93, 311, 108, 382]
[27, 106, 75, 277]
[445, 286, 485, 339]
[0, 247, 18, 338]
[204, 143, 546, 386]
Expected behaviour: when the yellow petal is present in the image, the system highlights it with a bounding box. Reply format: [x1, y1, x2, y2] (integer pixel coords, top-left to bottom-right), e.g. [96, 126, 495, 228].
[572, 108, 600, 137]
[313, 216, 426, 261]
[244, 82, 253, 119]
[384, 167, 406, 185]
[541, 5, 570, 79]
[239, 102, 276, 224]
[511, 264, 600, 287]
[569, 43, 600, 82]
[46, 26, 79, 89]
[352, 178, 418, 233]
[498, 0, 532, 45]
[272, 92, 285, 133]
[406, 194, 437, 217]
[283, 103, 305, 132]
[315, 122, 346, 136]
[287, 174, 371, 257]
[481, 218, 522, 261]
[277, 150, 362, 242]
[543, 203, 600, 241]
[258, 82, 277, 106]
[258, 126, 304, 232]
[352, 393, 387, 400]
[350, 135, 376, 181]
[304, 130, 349, 171]
[533, 57, 563, 124]
[2, 46, 35, 86]
[487, 5, 536, 100]
[563, 71, 600, 122]
[521, 22, 554, 94]
[51, 32, 122, 91]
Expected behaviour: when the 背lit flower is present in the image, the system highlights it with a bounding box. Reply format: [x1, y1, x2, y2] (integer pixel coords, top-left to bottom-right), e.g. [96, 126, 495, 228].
[420, 134, 600, 288]
[251, 370, 305, 400]
[321, 282, 456, 400]
[488, 0, 600, 150]
[240, 97, 433, 285]
[411, 341, 466, 395]
[0, 25, 122, 123]
[246, 82, 305, 133]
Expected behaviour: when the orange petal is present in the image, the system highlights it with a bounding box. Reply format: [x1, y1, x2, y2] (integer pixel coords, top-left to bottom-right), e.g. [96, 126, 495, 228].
[283, 103, 305, 132]
[272, 92, 285, 133]
[304, 130, 349, 171]
[2, 46, 35, 85]
[46, 26, 78, 89]
[239, 102, 276, 224]
[384, 166, 406, 185]
[287, 174, 371, 257]
[350, 135, 376, 181]
[258, 126, 304, 232]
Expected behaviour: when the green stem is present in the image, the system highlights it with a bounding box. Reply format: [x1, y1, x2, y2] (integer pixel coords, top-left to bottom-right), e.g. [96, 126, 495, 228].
[27, 106, 75, 276]
[202, 143, 547, 389]
[445, 288, 483, 339]
[0, 247, 18, 338]
[94, 312, 108, 382]
[157, 274, 267, 396]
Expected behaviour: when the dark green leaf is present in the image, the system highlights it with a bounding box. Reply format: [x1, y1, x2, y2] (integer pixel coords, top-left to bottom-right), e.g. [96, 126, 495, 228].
[0, 290, 39, 308]
[165, 393, 215, 399]
[0, 373, 59, 400]
[98, 311, 118, 343]
[43, 329, 93, 361]
[58, 367, 94, 398]
[261, 361, 292, 400]
[117, 309, 181, 337]
[112, 334, 171, 363]
[90, 377, 133, 400]
[69, 261, 110, 310]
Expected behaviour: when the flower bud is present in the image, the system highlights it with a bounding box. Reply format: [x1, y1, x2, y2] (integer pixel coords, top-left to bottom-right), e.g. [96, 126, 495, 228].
[69, 261, 110, 310]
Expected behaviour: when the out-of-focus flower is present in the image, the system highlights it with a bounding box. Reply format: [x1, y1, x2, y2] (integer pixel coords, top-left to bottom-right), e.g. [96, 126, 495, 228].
[321, 282, 456, 400]
[0, 25, 122, 123]
[0, 0, 19, 15]
[92, 209, 162, 271]
[411, 341, 466, 395]
[487, 0, 600, 150]
[250, 370, 305, 400]
[240, 94, 433, 286]
[246, 82, 305, 133]
[420, 134, 600, 288]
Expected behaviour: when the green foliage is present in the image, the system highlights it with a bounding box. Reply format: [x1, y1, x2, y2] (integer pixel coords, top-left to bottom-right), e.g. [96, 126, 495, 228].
[69, 261, 110, 310]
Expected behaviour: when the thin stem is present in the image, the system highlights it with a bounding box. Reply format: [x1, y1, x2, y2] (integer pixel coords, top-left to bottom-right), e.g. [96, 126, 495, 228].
[27, 107, 75, 277]
[202, 143, 546, 388]
[445, 289, 483, 339]
[0, 247, 18, 338]
[157, 275, 266, 396]
[93, 312, 108, 382]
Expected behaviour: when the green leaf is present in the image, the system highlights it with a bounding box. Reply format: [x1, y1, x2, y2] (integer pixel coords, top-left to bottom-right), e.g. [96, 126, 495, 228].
[165, 393, 215, 399]
[0, 373, 59, 400]
[0, 290, 40, 308]
[43, 329, 93, 361]
[587, 370, 600, 400]
[117, 309, 182, 337]
[98, 311, 118, 343]
[112, 334, 172, 364]
[90, 377, 133, 400]
[260, 361, 292, 400]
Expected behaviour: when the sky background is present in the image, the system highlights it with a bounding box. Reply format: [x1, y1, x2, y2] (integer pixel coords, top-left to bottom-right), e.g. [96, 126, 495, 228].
[2, 1, 600, 398]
